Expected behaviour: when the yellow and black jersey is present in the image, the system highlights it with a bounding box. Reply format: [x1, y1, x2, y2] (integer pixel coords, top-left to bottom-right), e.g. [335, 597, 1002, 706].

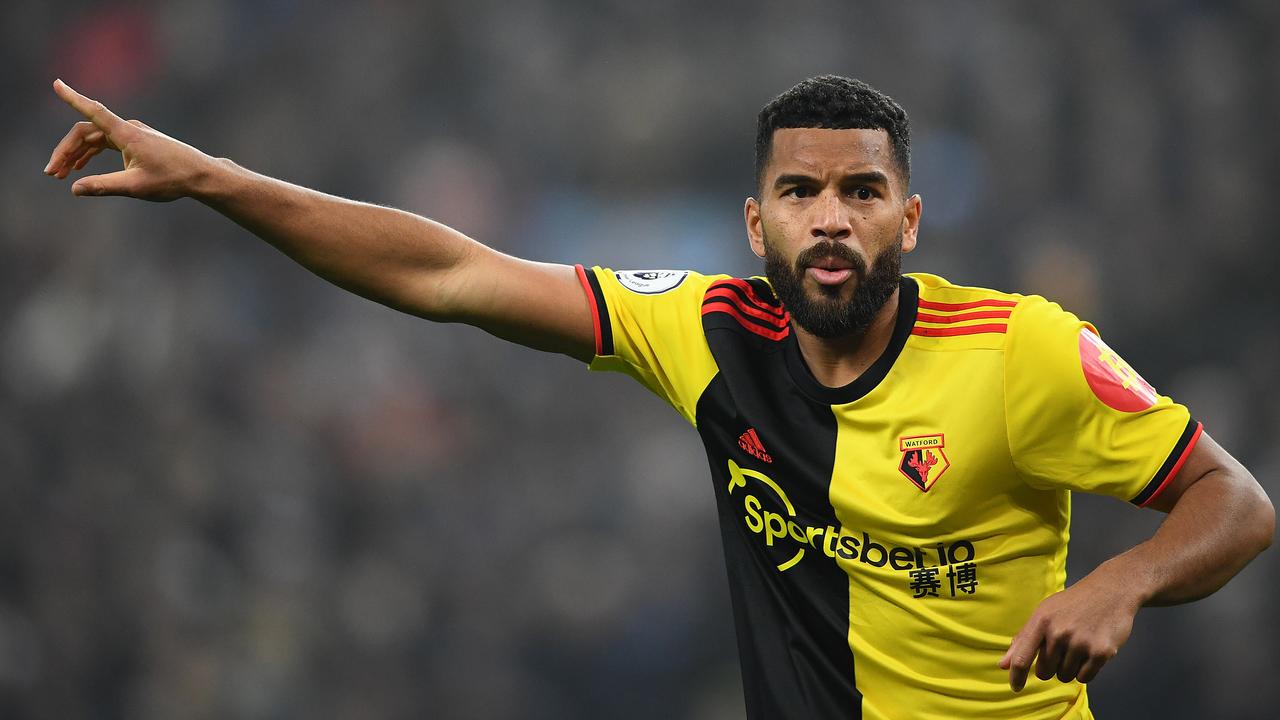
[575, 266, 1201, 720]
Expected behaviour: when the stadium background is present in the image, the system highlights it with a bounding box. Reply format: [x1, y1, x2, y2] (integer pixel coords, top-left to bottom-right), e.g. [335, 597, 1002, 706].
[3, 2, 1278, 718]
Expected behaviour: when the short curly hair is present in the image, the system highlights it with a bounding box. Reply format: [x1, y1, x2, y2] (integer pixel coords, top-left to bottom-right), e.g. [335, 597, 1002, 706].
[755, 75, 911, 192]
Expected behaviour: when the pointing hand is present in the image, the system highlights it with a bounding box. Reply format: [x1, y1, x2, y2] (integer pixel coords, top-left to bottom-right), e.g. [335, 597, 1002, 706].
[44, 79, 216, 202]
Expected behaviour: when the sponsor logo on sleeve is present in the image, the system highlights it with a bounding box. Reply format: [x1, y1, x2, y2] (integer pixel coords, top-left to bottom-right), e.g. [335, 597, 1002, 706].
[616, 270, 688, 294]
[1078, 329, 1158, 412]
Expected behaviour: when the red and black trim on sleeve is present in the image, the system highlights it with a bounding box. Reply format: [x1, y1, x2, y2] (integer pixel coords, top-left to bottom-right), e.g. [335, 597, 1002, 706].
[575, 265, 613, 357]
[1131, 417, 1204, 507]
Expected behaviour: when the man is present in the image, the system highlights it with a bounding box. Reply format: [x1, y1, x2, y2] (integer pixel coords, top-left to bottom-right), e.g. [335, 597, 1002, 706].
[44, 75, 1272, 719]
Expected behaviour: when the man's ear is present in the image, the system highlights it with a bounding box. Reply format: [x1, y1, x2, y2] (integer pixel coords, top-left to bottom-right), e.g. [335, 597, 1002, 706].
[745, 196, 765, 259]
[901, 194, 922, 253]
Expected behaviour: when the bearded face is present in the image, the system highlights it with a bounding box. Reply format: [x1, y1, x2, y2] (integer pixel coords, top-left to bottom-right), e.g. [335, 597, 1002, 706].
[763, 229, 903, 339]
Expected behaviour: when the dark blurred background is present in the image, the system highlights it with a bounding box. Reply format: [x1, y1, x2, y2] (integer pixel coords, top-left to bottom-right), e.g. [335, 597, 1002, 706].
[3, 1, 1278, 718]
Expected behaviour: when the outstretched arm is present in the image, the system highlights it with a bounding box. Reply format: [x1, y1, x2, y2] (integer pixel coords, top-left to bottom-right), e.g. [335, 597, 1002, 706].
[1000, 431, 1273, 691]
[43, 79, 595, 361]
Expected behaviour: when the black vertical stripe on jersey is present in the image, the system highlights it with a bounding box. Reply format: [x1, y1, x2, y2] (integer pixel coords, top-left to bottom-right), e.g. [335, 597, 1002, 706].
[1130, 417, 1200, 506]
[696, 318, 858, 717]
[582, 269, 613, 356]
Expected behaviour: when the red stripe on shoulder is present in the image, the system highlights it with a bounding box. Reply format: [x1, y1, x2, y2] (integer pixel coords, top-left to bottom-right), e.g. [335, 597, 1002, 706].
[918, 297, 1018, 312]
[701, 303, 791, 341]
[911, 323, 1008, 337]
[704, 288, 790, 327]
[730, 278, 787, 316]
[916, 309, 1013, 324]
[708, 279, 787, 318]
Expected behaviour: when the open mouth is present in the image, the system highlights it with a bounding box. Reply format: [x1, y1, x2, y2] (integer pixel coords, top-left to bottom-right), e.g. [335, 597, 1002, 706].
[805, 257, 856, 286]
[807, 267, 853, 285]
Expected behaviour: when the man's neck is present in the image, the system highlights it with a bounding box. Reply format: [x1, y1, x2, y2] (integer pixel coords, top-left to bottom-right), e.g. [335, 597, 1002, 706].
[792, 287, 901, 389]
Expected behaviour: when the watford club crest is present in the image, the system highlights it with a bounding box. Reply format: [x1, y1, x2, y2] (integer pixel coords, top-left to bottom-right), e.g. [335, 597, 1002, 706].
[898, 434, 950, 492]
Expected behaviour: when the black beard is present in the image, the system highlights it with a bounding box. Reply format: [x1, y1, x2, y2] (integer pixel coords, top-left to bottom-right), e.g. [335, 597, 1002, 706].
[763, 233, 902, 339]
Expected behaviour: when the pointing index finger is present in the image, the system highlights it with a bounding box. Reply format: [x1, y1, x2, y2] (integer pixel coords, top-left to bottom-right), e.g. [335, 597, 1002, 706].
[52, 79, 127, 136]
[1001, 623, 1044, 693]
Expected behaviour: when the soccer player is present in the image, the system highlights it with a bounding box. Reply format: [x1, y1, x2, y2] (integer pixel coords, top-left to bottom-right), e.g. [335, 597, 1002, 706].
[44, 75, 1272, 719]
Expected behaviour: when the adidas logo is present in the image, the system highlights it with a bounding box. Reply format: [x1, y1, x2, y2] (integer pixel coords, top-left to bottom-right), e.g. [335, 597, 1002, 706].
[738, 428, 773, 463]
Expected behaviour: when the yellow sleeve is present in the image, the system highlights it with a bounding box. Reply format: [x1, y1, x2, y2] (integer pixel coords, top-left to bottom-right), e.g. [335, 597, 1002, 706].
[575, 265, 722, 426]
[1003, 295, 1202, 505]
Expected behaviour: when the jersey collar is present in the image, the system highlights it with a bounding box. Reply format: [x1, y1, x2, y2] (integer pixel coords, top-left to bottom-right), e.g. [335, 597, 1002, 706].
[782, 275, 919, 406]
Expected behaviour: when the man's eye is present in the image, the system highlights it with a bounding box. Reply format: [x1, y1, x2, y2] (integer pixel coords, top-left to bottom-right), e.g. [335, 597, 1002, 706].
[853, 187, 874, 201]
[786, 187, 812, 199]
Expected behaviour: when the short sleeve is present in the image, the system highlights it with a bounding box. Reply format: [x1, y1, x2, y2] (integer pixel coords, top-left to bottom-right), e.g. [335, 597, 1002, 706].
[575, 265, 722, 426]
[1003, 295, 1202, 506]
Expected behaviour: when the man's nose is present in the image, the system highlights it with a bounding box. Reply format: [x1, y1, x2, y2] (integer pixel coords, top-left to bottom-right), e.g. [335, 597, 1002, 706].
[810, 192, 853, 240]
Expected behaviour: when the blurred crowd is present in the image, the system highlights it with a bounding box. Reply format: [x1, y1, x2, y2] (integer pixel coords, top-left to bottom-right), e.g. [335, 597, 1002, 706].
[2, 1, 1278, 718]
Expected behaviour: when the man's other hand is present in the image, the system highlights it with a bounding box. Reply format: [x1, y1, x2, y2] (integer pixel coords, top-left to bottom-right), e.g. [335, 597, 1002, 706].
[998, 566, 1139, 692]
[44, 79, 216, 201]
